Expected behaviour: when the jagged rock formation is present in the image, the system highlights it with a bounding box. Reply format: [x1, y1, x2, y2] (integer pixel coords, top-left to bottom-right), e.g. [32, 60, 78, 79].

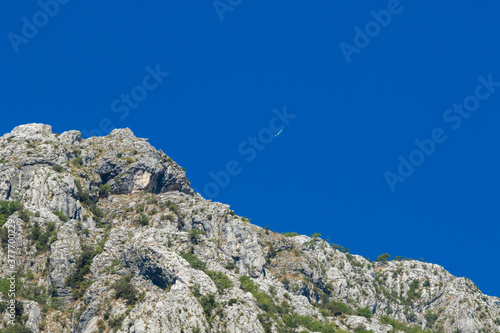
[0, 123, 498, 333]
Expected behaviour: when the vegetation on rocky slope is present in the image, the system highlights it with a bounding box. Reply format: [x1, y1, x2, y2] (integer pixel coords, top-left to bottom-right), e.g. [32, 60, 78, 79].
[0, 124, 498, 333]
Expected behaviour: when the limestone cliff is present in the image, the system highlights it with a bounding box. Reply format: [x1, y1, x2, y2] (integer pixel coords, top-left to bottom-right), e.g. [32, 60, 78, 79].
[0, 124, 498, 333]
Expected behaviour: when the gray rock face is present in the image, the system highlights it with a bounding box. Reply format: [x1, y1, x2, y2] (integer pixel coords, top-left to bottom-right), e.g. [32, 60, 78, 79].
[23, 300, 42, 333]
[0, 123, 499, 333]
[49, 221, 82, 299]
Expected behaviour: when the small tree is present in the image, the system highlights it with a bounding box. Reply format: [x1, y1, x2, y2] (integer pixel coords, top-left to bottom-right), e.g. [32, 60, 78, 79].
[376, 253, 391, 263]
[99, 183, 111, 196]
[112, 274, 138, 305]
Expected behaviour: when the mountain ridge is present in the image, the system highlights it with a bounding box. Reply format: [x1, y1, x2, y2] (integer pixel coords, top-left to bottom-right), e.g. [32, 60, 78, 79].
[0, 123, 498, 333]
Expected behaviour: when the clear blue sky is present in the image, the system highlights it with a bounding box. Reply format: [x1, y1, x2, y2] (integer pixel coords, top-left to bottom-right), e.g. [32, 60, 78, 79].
[2, 1, 500, 296]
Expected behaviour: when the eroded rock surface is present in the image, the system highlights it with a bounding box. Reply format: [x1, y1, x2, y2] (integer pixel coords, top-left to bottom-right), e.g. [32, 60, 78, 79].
[0, 124, 498, 333]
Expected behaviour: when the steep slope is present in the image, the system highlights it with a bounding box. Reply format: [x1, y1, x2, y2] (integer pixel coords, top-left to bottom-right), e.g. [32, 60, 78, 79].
[0, 123, 498, 333]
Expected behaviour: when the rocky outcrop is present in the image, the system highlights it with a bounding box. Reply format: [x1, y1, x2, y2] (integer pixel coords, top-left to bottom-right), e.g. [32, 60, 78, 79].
[0, 123, 498, 333]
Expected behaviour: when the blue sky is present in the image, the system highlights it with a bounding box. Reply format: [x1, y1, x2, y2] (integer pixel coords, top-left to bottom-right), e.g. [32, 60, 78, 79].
[2, 1, 500, 296]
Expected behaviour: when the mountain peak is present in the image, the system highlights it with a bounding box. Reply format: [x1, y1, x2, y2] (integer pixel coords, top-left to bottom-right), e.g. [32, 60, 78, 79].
[11, 123, 53, 135]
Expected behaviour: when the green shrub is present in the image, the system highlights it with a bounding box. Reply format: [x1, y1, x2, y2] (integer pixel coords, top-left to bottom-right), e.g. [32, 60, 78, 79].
[0, 324, 32, 333]
[225, 262, 236, 270]
[17, 209, 31, 222]
[277, 300, 292, 315]
[281, 277, 290, 288]
[49, 297, 64, 310]
[65, 246, 97, 299]
[257, 313, 273, 333]
[9, 300, 24, 322]
[136, 213, 149, 226]
[206, 270, 233, 291]
[180, 252, 206, 271]
[200, 293, 218, 321]
[281, 314, 339, 333]
[320, 300, 353, 316]
[0, 227, 9, 251]
[425, 311, 439, 328]
[190, 285, 219, 323]
[33, 222, 57, 252]
[30, 221, 42, 241]
[161, 213, 175, 221]
[380, 315, 433, 333]
[238, 276, 276, 313]
[109, 314, 125, 330]
[356, 307, 372, 319]
[0, 277, 18, 295]
[168, 202, 178, 214]
[75, 180, 105, 223]
[254, 291, 276, 313]
[52, 164, 64, 173]
[188, 228, 205, 244]
[401, 280, 421, 305]
[18, 282, 49, 304]
[239, 275, 259, 294]
[99, 183, 111, 196]
[97, 319, 105, 331]
[0, 200, 21, 226]
[282, 232, 300, 238]
[53, 210, 68, 222]
[112, 274, 138, 305]
[71, 157, 83, 167]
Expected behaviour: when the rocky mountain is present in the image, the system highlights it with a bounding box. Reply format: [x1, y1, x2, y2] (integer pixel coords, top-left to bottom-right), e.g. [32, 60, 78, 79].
[0, 123, 498, 333]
